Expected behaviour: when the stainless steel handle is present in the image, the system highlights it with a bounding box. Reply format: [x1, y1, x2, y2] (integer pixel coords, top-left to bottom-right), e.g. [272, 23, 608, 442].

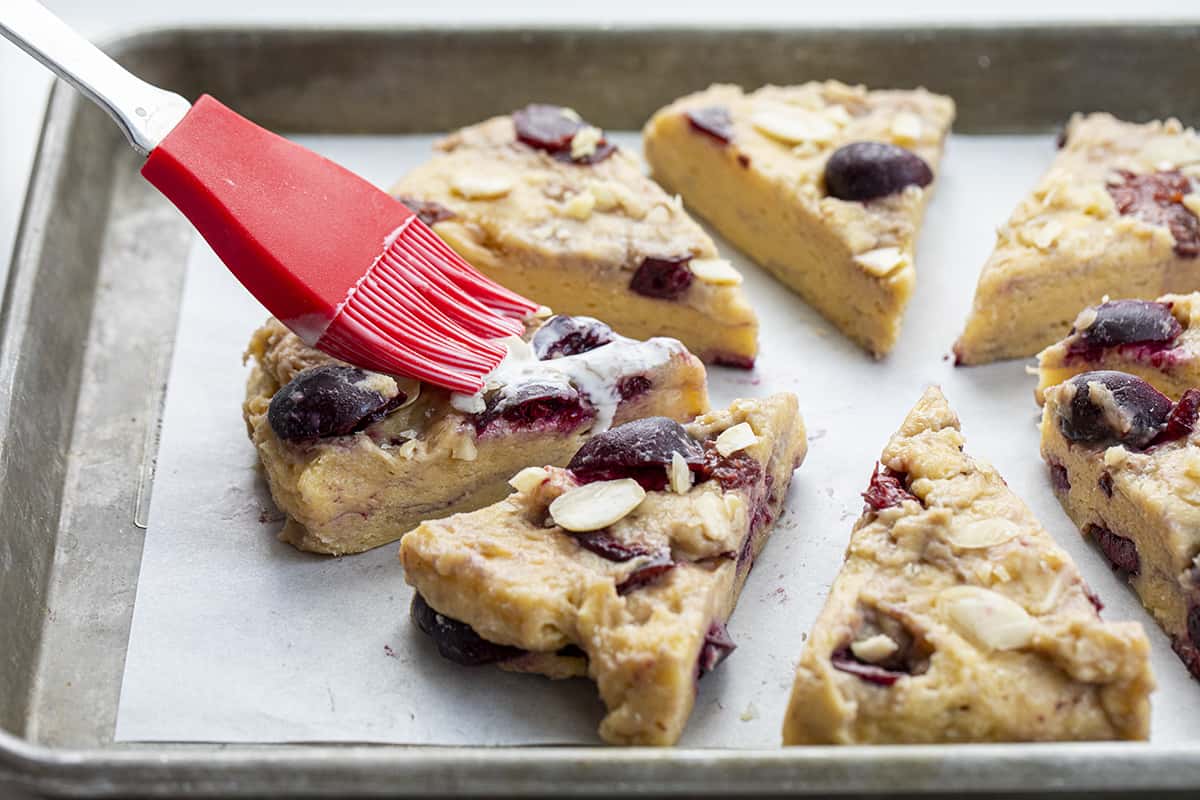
[0, 0, 190, 156]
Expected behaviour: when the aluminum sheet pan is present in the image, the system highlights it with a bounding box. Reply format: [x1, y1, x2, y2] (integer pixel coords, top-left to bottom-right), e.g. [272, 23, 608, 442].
[5, 23, 1200, 799]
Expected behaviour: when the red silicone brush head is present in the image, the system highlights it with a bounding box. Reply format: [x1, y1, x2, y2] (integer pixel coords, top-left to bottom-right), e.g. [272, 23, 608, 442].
[141, 95, 537, 393]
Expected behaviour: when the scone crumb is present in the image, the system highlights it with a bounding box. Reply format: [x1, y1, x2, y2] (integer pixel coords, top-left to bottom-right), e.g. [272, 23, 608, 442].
[739, 702, 759, 722]
[570, 126, 604, 160]
[890, 112, 923, 144]
[548, 478, 646, 532]
[509, 466, 550, 493]
[668, 452, 693, 494]
[689, 258, 744, 286]
[854, 247, 908, 278]
[451, 174, 513, 200]
[715, 422, 758, 456]
[850, 633, 899, 663]
[562, 189, 596, 220]
[1104, 446, 1129, 468]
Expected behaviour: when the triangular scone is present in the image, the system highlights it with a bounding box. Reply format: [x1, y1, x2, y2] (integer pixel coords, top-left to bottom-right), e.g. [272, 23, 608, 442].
[391, 105, 759, 367]
[783, 387, 1153, 745]
[1041, 370, 1200, 679]
[400, 394, 806, 745]
[244, 314, 708, 555]
[955, 113, 1200, 365]
[643, 82, 954, 357]
[1036, 293, 1200, 403]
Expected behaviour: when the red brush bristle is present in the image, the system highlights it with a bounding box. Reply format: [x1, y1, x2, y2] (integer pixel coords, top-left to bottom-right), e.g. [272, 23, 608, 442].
[315, 218, 539, 394]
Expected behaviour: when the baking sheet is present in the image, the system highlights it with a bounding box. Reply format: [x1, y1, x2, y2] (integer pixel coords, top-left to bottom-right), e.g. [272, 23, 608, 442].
[115, 131, 1200, 746]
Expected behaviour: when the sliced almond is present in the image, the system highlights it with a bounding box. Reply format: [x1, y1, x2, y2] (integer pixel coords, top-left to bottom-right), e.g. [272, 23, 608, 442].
[1184, 194, 1200, 219]
[562, 189, 596, 220]
[509, 466, 550, 493]
[588, 180, 620, 211]
[694, 491, 730, 538]
[854, 247, 909, 278]
[947, 518, 1020, 550]
[570, 126, 604, 160]
[451, 436, 477, 462]
[941, 586, 1036, 651]
[451, 174, 513, 200]
[549, 478, 646, 532]
[1020, 219, 1063, 251]
[890, 112, 924, 144]
[850, 634, 899, 663]
[668, 452, 693, 494]
[715, 422, 758, 457]
[688, 258, 743, 286]
[824, 104, 853, 127]
[751, 108, 838, 145]
[396, 439, 420, 459]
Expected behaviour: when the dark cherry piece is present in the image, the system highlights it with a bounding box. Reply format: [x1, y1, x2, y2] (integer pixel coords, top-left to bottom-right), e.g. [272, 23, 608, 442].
[830, 647, 902, 687]
[1189, 605, 1200, 656]
[697, 621, 737, 676]
[616, 554, 676, 595]
[685, 106, 735, 144]
[617, 375, 652, 401]
[1069, 299, 1181, 352]
[396, 195, 455, 227]
[1057, 371, 1173, 449]
[474, 378, 594, 437]
[511, 104, 616, 164]
[268, 365, 405, 442]
[1152, 388, 1200, 446]
[568, 416, 704, 490]
[824, 142, 933, 202]
[1107, 169, 1200, 258]
[410, 593, 524, 666]
[1048, 460, 1071, 493]
[571, 531, 654, 562]
[862, 465, 917, 511]
[1087, 524, 1140, 576]
[700, 443, 764, 492]
[1099, 471, 1114, 498]
[630, 256, 695, 300]
[531, 315, 615, 360]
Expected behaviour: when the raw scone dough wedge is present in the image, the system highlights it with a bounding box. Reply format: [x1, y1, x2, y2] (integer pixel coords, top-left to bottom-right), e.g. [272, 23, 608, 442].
[401, 394, 806, 745]
[956, 113, 1200, 365]
[643, 82, 954, 357]
[392, 104, 759, 367]
[244, 314, 708, 555]
[1036, 293, 1200, 403]
[783, 387, 1153, 745]
[1042, 369, 1200, 679]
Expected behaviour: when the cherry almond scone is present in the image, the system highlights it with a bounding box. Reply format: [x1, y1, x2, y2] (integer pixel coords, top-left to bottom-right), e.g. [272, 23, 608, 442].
[783, 387, 1152, 745]
[1042, 370, 1200, 679]
[956, 113, 1200, 365]
[643, 82, 955, 357]
[400, 394, 806, 745]
[391, 105, 759, 367]
[243, 314, 708, 555]
[1036, 293, 1200, 404]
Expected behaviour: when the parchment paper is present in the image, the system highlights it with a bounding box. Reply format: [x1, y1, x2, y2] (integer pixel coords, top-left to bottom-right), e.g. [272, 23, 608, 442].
[115, 132, 1200, 745]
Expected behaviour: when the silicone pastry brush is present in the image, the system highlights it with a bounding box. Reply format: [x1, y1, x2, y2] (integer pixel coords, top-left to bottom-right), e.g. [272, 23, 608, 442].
[0, 0, 538, 393]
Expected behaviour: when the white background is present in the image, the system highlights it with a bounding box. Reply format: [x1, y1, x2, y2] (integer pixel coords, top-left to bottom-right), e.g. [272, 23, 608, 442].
[1, 1, 1197, 289]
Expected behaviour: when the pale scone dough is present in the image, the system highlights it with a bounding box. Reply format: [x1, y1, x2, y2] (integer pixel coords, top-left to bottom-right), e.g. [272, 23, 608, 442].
[244, 316, 708, 555]
[392, 107, 760, 367]
[643, 82, 954, 357]
[1037, 292, 1200, 403]
[400, 394, 806, 745]
[783, 386, 1153, 745]
[956, 113, 1200, 365]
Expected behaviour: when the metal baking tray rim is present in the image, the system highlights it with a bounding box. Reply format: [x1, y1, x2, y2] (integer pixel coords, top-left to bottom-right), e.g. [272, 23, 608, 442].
[5, 21, 1200, 798]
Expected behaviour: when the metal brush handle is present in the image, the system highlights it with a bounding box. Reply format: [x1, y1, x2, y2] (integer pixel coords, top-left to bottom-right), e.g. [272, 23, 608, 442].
[0, 0, 190, 156]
